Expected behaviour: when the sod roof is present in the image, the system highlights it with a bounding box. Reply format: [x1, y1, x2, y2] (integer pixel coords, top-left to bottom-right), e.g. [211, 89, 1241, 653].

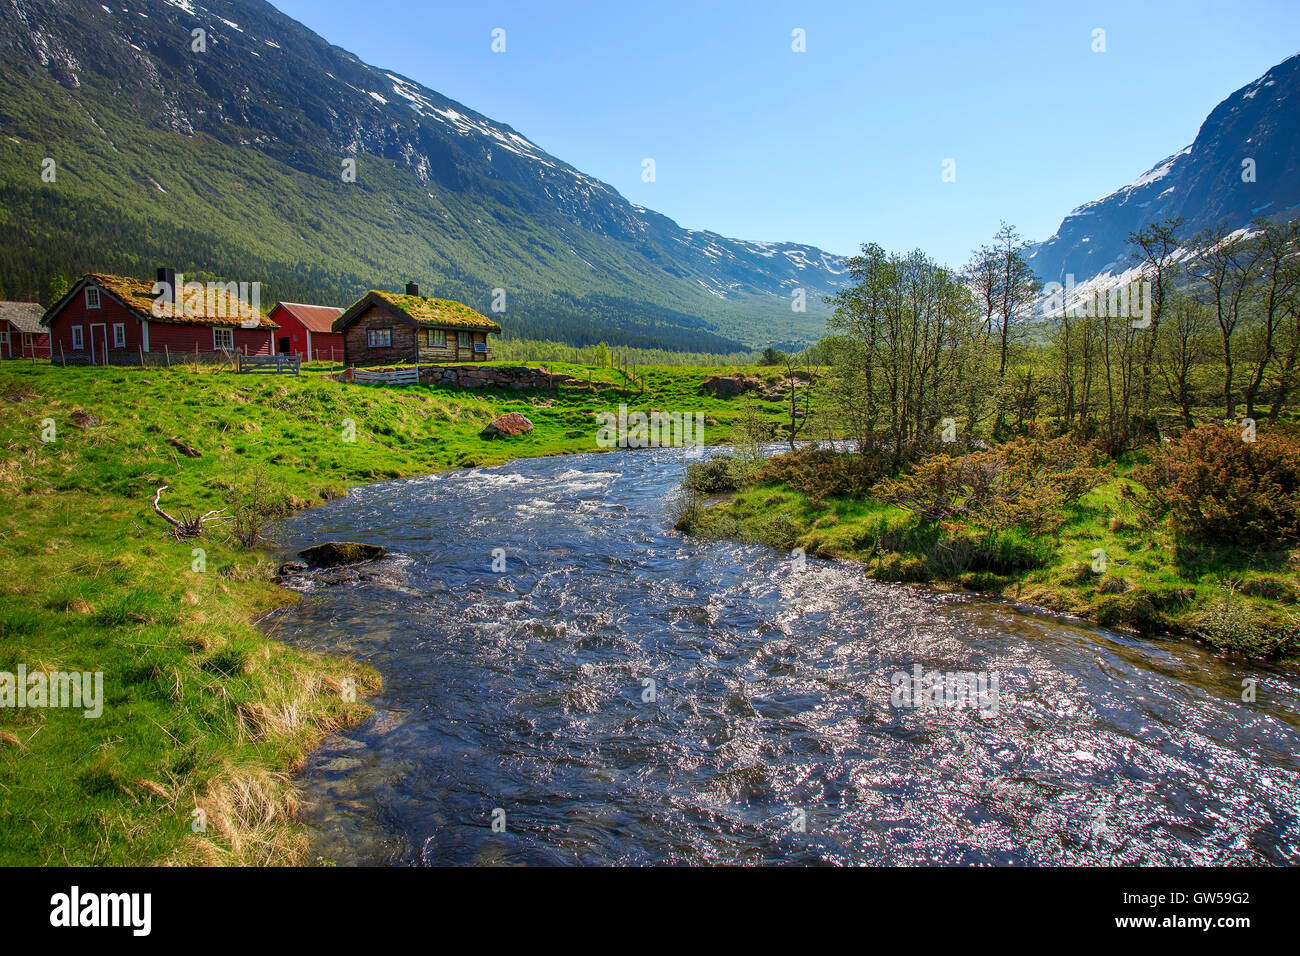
[55, 275, 278, 329]
[364, 291, 502, 333]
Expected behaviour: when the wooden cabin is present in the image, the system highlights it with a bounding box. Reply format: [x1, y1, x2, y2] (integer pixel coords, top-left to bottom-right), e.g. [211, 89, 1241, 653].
[0, 301, 50, 359]
[42, 271, 277, 365]
[267, 302, 345, 362]
[334, 283, 502, 367]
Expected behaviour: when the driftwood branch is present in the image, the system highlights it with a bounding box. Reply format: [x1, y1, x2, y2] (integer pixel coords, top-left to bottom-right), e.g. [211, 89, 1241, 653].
[152, 485, 229, 538]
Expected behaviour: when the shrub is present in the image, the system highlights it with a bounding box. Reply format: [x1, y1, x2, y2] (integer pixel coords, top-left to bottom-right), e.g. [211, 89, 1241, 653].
[1193, 585, 1299, 658]
[231, 468, 290, 548]
[1133, 424, 1300, 546]
[754, 511, 801, 552]
[683, 454, 749, 495]
[871, 436, 1106, 535]
[926, 528, 1052, 577]
[668, 487, 703, 532]
[752, 448, 887, 500]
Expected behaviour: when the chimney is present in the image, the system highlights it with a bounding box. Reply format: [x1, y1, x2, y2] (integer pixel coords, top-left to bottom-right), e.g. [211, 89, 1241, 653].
[405, 281, 420, 297]
[156, 267, 177, 304]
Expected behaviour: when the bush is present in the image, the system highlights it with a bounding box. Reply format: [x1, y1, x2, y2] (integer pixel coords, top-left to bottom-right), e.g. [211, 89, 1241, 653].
[754, 511, 801, 552]
[1133, 424, 1300, 546]
[1193, 585, 1298, 658]
[871, 436, 1106, 535]
[231, 468, 290, 547]
[925, 528, 1053, 577]
[668, 487, 703, 532]
[752, 448, 887, 500]
[683, 454, 749, 495]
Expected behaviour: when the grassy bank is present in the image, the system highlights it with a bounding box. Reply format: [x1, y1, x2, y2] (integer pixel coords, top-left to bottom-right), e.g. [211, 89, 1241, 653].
[684, 447, 1300, 664]
[0, 360, 790, 865]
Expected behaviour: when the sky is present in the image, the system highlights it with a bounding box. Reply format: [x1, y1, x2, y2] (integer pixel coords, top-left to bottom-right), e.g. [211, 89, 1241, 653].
[275, 0, 1300, 266]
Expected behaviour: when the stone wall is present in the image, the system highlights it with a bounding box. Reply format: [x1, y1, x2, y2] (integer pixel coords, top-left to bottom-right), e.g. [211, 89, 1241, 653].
[419, 364, 577, 389]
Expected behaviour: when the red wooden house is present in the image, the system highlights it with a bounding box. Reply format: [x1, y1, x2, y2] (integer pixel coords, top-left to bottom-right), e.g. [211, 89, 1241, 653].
[42, 271, 277, 365]
[267, 302, 345, 362]
[0, 301, 50, 359]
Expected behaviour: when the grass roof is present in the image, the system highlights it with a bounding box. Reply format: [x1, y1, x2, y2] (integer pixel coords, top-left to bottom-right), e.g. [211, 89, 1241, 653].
[371, 291, 502, 333]
[84, 274, 277, 329]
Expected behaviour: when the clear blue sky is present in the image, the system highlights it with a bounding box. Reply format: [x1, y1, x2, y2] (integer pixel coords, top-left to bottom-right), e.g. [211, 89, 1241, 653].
[275, 0, 1300, 265]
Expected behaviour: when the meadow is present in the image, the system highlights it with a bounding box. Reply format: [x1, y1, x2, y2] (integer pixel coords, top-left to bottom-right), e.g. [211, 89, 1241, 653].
[0, 359, 787, 865]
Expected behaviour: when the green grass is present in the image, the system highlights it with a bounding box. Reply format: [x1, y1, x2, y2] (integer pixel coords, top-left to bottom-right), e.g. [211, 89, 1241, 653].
[691, 456, 1300, 662]
[0, 360, 789, 865]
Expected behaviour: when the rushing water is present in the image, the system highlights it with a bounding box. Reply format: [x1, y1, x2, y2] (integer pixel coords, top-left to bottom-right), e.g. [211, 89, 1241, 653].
[268, 447, 1300, 866]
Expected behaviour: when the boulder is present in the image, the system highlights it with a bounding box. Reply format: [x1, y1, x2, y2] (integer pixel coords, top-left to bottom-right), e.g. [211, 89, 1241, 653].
[699, 375, 762, 398]
[481, 412, 534, 438]
[297, 541, 387, 568]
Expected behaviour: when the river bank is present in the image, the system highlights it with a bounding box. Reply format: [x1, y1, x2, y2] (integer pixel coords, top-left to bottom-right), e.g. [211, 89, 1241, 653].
[680, 446, 1300, 666]
[0, 360, 775, 865]
[268, 447, 1300, 865]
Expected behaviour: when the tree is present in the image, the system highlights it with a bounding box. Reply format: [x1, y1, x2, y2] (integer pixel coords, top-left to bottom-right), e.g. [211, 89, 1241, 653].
[46, 273, 69, 306]
[1129, 218, 1184, 415]
[828, 243, 981, 465]
[1240, 219, 1300, 420]
[1190, 226, 1264, 420]
[781, 351, 815, 451]
[965, 223, 1039, 438]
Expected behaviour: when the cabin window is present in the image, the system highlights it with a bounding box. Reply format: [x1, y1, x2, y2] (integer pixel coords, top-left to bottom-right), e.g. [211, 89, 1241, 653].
[457, 331, 470, 349]
[85, 287, 101, 310]
[0, 331, 8, 346]
[112, 323, 126, 348]
[367, 328, 392, 348]
[71, 325, 84, 350]
[213, 327, 235, 351]
[426, 329, 444, 348]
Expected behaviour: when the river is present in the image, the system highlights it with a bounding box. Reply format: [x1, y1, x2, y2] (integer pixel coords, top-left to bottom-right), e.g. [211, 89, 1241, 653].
[267, 447, 1300, 865]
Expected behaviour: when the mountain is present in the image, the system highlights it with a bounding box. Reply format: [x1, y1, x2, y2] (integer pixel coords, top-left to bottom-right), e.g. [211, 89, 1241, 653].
[0, 0, 847, 352]
[1029, 51, 1300, 286]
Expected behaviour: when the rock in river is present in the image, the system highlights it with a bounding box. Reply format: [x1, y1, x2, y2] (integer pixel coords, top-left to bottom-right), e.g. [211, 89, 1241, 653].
[297, 541, 387, 568]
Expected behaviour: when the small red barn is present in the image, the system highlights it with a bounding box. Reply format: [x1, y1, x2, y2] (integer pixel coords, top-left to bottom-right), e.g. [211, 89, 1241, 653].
[267, 302, 345, 362]
[0, 301, 50, 359]
[42, 272, 277, 365]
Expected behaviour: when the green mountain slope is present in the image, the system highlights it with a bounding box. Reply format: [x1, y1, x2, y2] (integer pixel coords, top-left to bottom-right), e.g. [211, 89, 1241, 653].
[0, 0, 847, 351]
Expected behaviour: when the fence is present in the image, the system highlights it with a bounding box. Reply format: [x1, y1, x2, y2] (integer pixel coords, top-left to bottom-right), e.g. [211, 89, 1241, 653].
[351, 365, 420, 386]
[238, 353, 301, 375]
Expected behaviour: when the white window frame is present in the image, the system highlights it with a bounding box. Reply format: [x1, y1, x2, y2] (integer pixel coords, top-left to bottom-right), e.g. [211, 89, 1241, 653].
[0, 330, 9, 346]
[71, 325, 84, 350]
[112, 323, 126, 348]
[426, 329, 443, 348]
[213, 327, 235, 351]
[457, 331, 470, 349]
[85, 287, 101, 310]
[367, 328, 392, 348]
